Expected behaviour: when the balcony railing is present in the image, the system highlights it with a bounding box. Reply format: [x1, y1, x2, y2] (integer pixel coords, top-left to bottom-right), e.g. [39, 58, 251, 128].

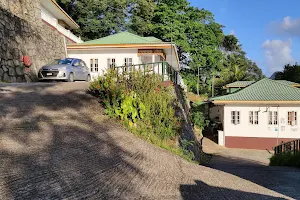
[41, 10, 83, 43]
[274, 139, 300, 155]
[114, 61, 179, 84]
[56, 24, 83, 43]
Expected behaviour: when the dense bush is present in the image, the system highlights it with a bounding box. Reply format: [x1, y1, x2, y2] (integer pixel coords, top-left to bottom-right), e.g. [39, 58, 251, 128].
[89, 70, 195, 161]
[191, 103, 210, 135]
[270, 152, 300, 168]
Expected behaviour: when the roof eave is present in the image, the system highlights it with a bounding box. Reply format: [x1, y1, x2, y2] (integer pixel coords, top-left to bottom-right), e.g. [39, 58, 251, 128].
[67, 43, 173, 49]
[48, 0, 79, 29]
[213, 100, 300, 105]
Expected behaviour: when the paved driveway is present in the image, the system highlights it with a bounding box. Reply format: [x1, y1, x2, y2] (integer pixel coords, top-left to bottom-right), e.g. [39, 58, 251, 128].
[1, 82, 300, 200]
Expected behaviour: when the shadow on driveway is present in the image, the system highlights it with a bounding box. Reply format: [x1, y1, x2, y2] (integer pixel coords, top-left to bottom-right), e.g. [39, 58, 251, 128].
[0, 83, 146, 199]
[207, 155, 300, 199]
[180, 180, 286, 200]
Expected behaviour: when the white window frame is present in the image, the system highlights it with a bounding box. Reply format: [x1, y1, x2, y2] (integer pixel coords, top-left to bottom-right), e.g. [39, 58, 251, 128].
[95, 59, 99, 72]
[268, 111, 278, 125]
[249, 111, 258, 125]
[90, 59, 94, 72]
[249, 111, 254, 124]
[288, 111, 297, 126]
[231, 111, 240, 125]
[254, 111, 259, 125]
[274, 111, 278, 125]
[107, 58, 116, 69]
[124, 58, 133, 66]
[268, 111, 272, 125]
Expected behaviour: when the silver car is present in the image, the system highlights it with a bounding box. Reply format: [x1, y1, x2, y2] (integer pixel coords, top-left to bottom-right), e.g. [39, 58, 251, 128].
[38, 58, 91, 82]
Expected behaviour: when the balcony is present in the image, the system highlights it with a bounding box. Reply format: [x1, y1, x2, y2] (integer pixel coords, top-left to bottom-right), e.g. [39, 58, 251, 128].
[41, 9, 83, 43]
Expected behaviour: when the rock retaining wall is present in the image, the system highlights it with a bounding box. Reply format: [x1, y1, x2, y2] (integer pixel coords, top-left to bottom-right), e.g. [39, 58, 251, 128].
[0, 0, 66, 82]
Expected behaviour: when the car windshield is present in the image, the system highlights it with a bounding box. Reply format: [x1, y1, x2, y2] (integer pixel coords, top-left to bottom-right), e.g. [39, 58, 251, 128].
[49, 58, 74, 65]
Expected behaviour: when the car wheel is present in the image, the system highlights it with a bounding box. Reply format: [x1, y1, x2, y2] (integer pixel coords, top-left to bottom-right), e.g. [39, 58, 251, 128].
[68, 73, 74, 82]
[86, 75, 91, 82]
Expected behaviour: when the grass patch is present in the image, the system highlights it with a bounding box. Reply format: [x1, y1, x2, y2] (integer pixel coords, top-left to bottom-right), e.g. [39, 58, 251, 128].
[270, 152, 300, 168]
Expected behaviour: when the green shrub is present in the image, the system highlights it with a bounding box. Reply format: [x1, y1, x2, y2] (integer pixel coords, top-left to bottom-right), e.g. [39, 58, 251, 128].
[115, 91, 145, 123]
[270, 152, 300, 168]
[88, 70, 194, 160]
[191, 103, 210, 132]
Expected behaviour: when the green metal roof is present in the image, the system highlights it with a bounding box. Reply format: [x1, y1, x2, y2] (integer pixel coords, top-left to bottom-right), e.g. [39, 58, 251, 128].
[274, 80, 298, 86]
[213, 78, 300, 102]
[78, 32, 167, 45]
[224, 81, 255, 88]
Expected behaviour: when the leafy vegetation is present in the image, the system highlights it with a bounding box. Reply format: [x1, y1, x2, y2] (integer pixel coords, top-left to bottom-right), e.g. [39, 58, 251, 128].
[270, 152, 300, 168]
[89, 70, 195, 162]
[191, 103, 210, 135]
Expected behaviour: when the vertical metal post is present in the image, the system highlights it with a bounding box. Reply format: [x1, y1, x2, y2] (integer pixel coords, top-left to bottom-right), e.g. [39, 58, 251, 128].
[197, 67, 199, 95]
[162, 62, 165, 81]
[212, 74, 215, 97]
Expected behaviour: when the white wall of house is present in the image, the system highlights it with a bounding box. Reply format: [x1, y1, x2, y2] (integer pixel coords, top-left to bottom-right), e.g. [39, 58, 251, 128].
[68, 48, 168, 80]
[223, 104, 300, 139]
[40, 6, 82, 43]
[68, 48, 139, 79]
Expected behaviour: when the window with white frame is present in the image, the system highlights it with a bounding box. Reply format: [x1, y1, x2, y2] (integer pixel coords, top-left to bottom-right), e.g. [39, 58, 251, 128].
[288, 111, 297, 126]
[274, 111, 278, 125]
[95, 59, 98, 72]
[268, 111, 278, 125]
[90, 59, 94, 72]
[124, 58, 133, 66]
[231, 111, 240, 125]
[107, 58, 116, 69]
[249, 111, 254, 124]
[254, 111, 259, 124]
[249, 111, 259, 125]
[90, 58, 99, 72]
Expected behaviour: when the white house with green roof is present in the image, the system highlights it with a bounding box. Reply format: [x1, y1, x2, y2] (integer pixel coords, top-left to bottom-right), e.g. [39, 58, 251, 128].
[67, 32, 180, 81]
[210, 78, 300, 150]
[223, 81, 255, 94]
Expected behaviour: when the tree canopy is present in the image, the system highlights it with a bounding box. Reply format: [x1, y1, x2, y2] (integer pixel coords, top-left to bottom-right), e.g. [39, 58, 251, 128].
[274, 63, 300, 83]
[57, 0, 264, 95]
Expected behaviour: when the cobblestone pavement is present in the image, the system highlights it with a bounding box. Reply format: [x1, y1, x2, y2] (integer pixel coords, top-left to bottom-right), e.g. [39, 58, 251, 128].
[1, 82, 300, 200]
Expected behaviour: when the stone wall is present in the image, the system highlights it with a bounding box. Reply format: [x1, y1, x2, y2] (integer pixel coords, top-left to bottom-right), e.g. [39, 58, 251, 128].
[0, 0, 66, 82]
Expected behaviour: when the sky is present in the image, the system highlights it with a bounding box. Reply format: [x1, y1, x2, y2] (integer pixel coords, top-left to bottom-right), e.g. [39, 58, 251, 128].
[189, 0, 300, 76]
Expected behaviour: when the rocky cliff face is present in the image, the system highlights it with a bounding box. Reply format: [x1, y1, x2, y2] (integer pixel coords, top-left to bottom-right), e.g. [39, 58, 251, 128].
[0, 0, 66, 82]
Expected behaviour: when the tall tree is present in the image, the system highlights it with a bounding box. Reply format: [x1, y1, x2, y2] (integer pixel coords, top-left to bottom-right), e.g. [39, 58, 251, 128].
[275, 63, 300, 83]
[127, 0, 156, 36]
[57, 0, 130, 40]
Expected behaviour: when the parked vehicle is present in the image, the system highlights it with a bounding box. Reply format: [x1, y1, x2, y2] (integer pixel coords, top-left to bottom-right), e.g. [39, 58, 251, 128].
[38, 58, 91, 82]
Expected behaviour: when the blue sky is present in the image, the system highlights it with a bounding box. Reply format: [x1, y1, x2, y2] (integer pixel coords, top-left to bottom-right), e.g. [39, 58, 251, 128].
[190, 0, 300, 76]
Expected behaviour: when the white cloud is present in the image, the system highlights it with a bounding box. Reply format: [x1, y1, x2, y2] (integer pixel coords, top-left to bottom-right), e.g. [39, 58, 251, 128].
[229, 30, 235, 35]
[262, 39, 294, 74]
[269, 16, 300, 36]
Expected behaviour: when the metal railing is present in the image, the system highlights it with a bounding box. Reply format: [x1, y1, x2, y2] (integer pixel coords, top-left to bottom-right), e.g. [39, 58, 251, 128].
[274, 139, 300, 155]
[114, 62, 179, 84]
